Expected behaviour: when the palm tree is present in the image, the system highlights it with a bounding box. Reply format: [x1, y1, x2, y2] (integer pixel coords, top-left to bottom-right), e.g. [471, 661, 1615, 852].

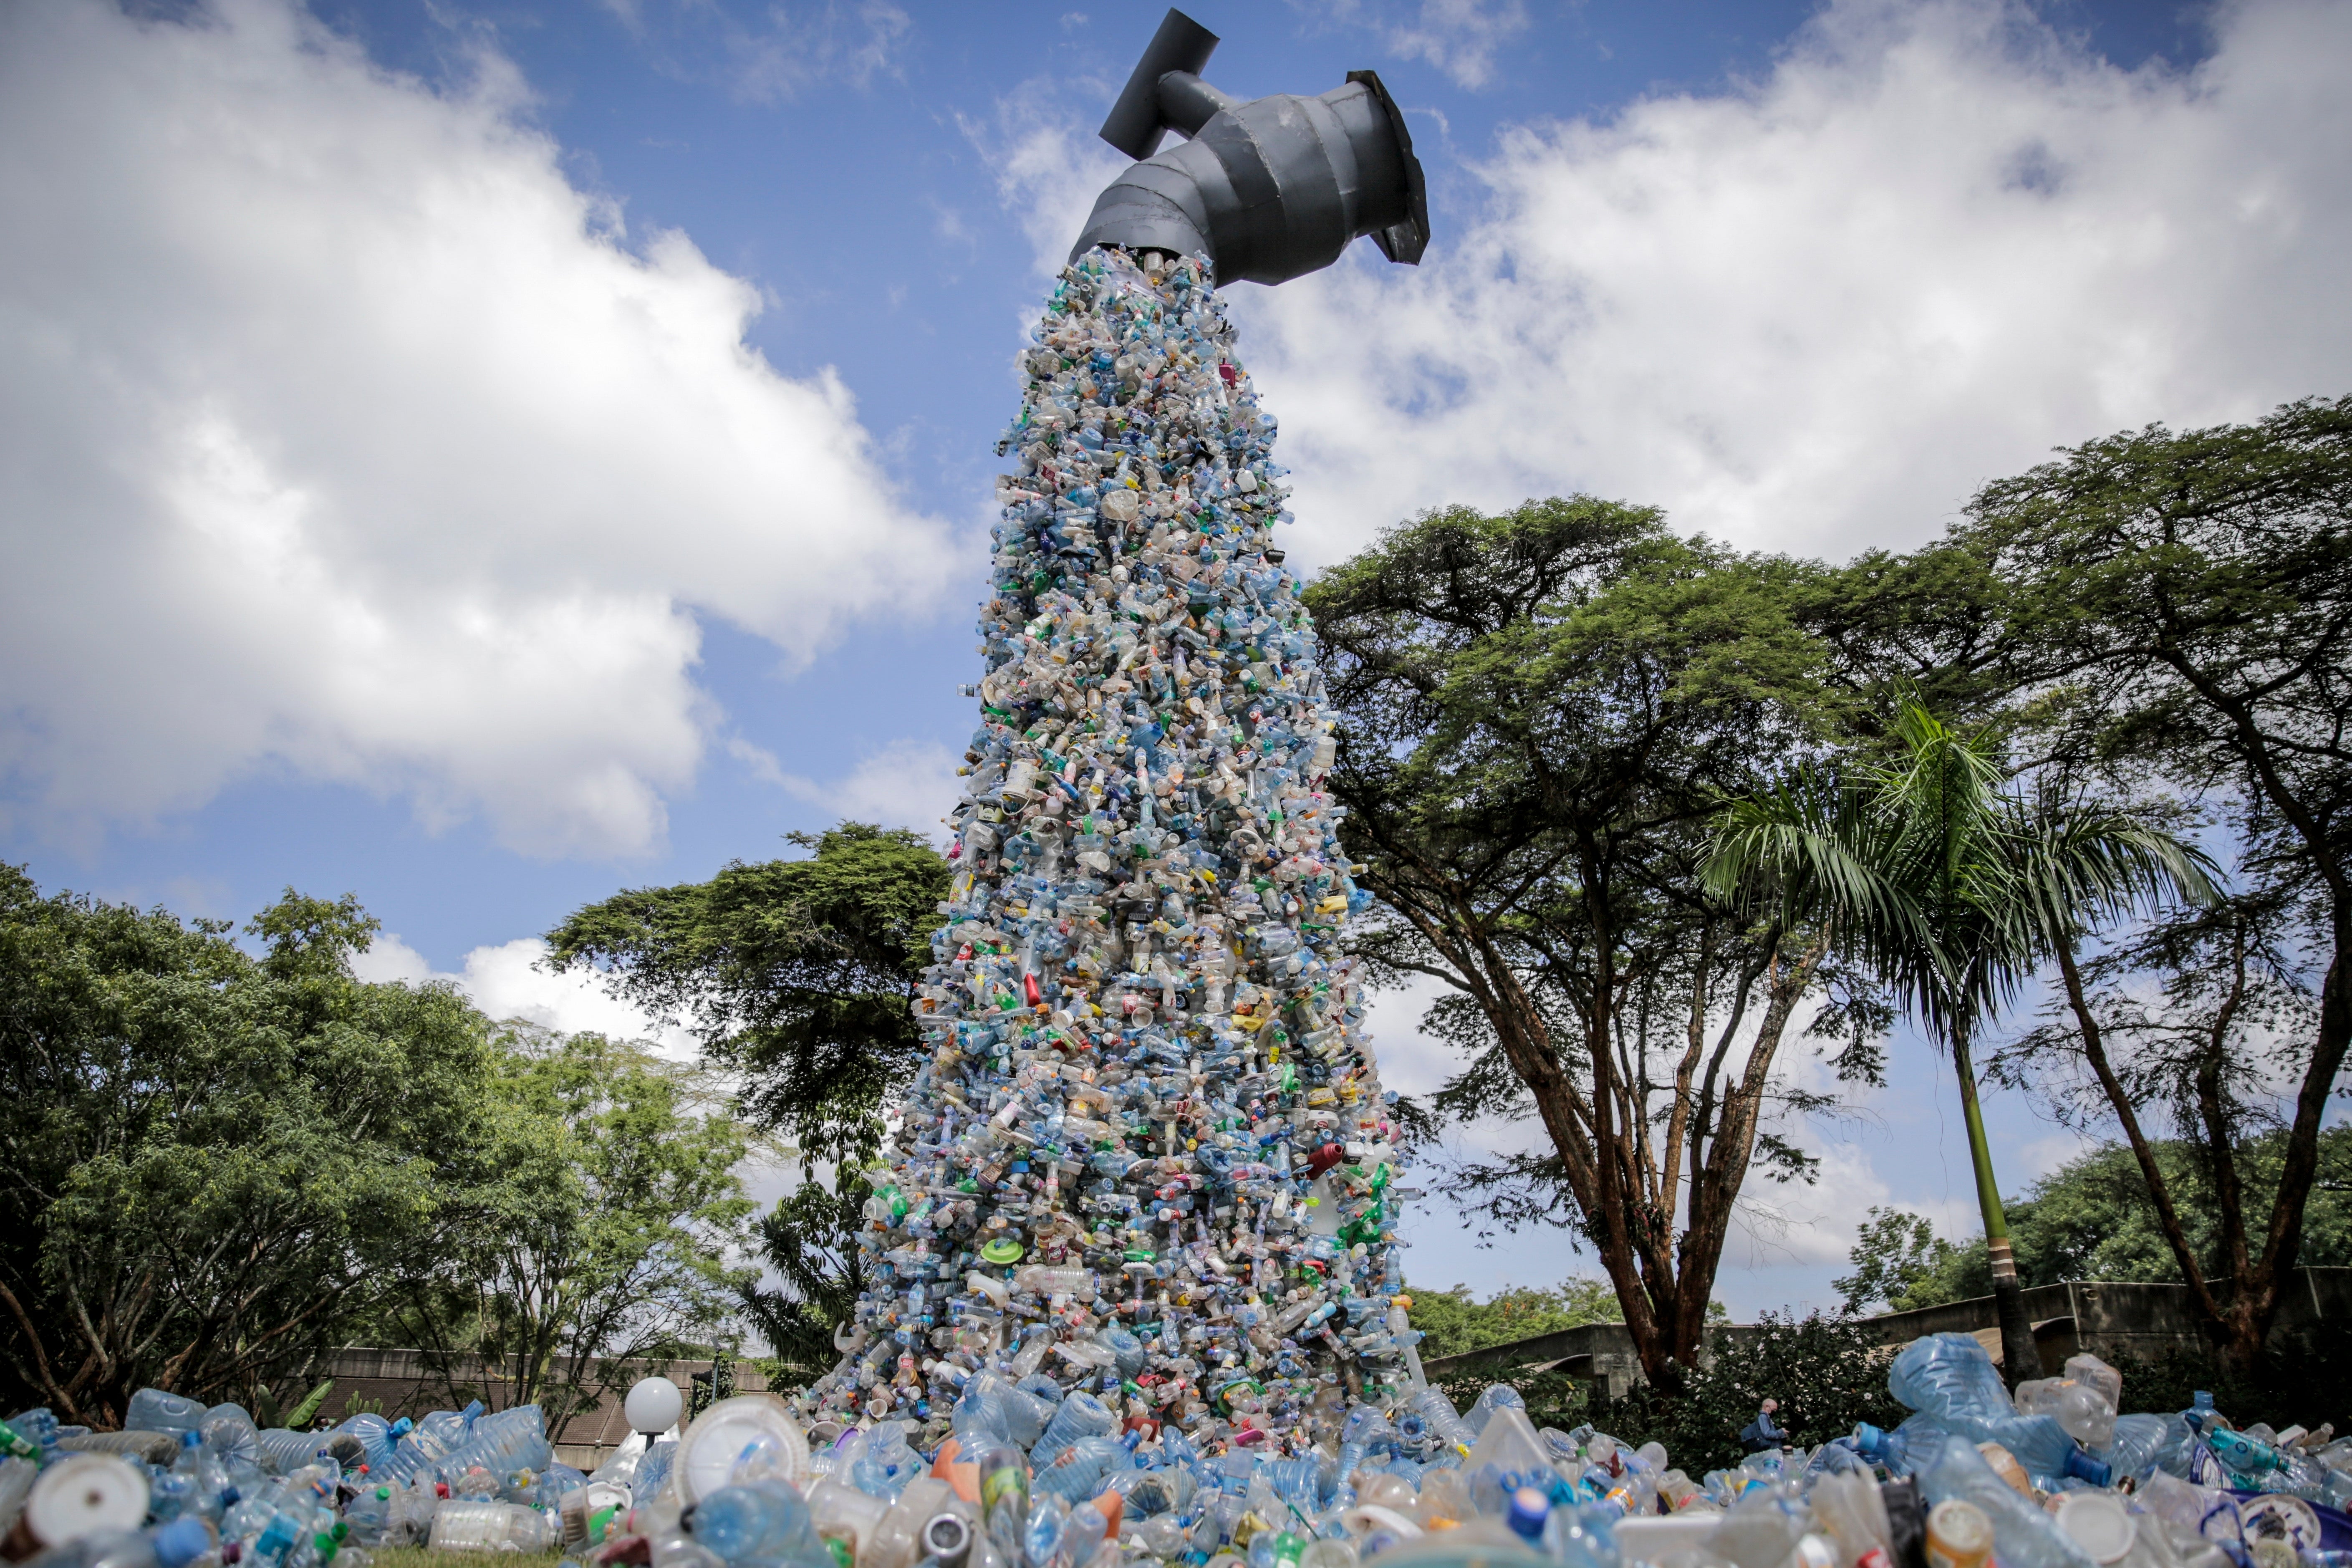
[1705, 700, 2214, 1382]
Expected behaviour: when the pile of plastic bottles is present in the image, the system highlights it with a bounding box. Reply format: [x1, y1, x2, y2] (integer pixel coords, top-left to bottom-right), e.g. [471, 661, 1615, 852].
[549, 1332, 2352, 1568]
[0, 1387, 584, 1568]
[797, 245, 1409, 1454]
[15, 1336, 2352, 1568]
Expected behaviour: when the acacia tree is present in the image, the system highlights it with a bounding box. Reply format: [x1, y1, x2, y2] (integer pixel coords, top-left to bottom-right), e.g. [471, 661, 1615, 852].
[1958, 396, 2352, 1363]
[1306, 499, 1880, 1385]
[1707, 701, 2211, 1381]
[547, 823, 947, 1364]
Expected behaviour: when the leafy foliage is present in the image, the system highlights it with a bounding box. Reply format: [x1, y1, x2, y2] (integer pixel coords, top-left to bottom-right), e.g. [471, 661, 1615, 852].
[1835, 1207, 1960, 1316]
[1407, 1279, 1626, 1358]
[1842, 1132, 2352, 1313]
[1958, 396, 2352, 1359]
[0, 870, 497, 1425]
[1452, 1312, 1906, 1478]
[1307, 500, 1880, 1381]
[548, 822, 950, 1364]
[545, 823, 947, 1171]
[742, 1178, 869, 1384]
[1590, 1313, 1906, 1477]
[377, 1029, 755, 1427]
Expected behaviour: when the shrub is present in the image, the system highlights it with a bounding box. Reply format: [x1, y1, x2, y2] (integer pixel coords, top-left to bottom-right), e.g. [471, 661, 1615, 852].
[1439, 1310, 1903, 1477]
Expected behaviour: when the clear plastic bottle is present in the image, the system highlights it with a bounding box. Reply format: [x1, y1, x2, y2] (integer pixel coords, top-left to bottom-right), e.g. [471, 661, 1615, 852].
[1028, 1394, 1113, 1469]
[2099, 1414, 2195, 1481]
[252, 1431, 328, 1477]
[125, 1392, 208, 1439]
[1915, 1434, 2095, 1568]
[427, 1499, 558, 1554]
[1464, 1386, 1525, 1438]
[1889, 1336, 2101, 1487]
[685, 1479, 829, 1568]
[1412, 1389, 1476, 1457]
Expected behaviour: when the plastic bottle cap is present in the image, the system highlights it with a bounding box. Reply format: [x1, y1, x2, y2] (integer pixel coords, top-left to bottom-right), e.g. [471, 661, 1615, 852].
[153, 1516, 215, 1568]
[25, 1454, 150, 1545]
[982, 1239, 1025, 1265]
[2056, 1493, 2137, 1564]
[1925, 1500, 1993, 1568]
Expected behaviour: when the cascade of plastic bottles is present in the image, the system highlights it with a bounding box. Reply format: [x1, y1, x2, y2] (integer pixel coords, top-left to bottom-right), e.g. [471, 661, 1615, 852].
[797, 245, 1411, 1450]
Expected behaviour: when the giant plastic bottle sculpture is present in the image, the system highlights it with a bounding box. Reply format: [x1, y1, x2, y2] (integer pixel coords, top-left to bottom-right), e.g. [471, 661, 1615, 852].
[795, 246, 1411, 1453]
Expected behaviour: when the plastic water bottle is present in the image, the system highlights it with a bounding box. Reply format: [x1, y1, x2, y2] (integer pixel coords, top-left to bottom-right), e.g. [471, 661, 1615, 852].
[1033, 1435, 1124, 1502]
[2098, 1413, 2194, 1480]
[427, 1500, 558, 1554]
[1029, 1393, 1113, 1468]
[1465, 1386, 1526, 1437]
[1888, 1334, 2101, 1486]
[1855, 1414, 1954, 1476]
[1915, 1434, 2095, 1568]
[328, 1415, 403, 1478]
[252, 1431, 329, 1476]
[1413, 1389, 1477, 1456]
[126, 1391, 207, 1438]
[633, 1436, 679, 1508]
[686, 1478, 829, 1568]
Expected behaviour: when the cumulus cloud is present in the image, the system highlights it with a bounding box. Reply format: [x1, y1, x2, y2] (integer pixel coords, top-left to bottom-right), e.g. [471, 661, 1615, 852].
[1315, 0, 1534, 91]
[977, 0, 2352, 570]
[351, 932, 692, 1051]
[0, 0, 953, 857]
[729, 735, 964, 842]
[1241, 0, 2352, 567]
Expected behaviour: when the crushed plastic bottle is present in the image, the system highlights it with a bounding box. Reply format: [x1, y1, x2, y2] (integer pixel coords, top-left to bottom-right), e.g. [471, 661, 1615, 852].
[795, 247, 1402, 1465]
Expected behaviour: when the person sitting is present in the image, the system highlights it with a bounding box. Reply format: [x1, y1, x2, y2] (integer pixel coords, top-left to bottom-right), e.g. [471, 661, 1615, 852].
[1739, 1397, 1786, 1453]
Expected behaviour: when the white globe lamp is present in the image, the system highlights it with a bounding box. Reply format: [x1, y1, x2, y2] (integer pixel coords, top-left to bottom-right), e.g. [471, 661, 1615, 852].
[624, 1376, 683, 1436]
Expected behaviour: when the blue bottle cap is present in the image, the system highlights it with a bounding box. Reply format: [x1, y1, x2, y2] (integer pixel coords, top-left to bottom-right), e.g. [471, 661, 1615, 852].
[1507, 1486, 1551, 1543]
[153, 1516, 215, 1568]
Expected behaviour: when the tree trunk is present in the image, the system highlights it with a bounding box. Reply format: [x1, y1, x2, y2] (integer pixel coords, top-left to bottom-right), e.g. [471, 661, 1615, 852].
[1951, 1023, 2038, 1384]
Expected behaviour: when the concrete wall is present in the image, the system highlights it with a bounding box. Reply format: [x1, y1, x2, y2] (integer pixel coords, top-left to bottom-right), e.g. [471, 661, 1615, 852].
[1415, 1268, 2352, 1396]
[313, 1349, 773, 1471]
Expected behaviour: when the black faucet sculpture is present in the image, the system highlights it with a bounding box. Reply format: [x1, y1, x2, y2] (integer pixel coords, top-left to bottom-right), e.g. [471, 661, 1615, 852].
[1071, 8, 1430, 287]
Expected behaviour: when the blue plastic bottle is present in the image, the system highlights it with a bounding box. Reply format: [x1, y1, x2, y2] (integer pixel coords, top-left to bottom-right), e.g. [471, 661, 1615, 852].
[688, 1477, 831, 1568]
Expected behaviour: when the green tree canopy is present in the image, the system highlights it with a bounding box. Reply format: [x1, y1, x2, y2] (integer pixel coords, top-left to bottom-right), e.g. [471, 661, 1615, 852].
[1307, 499, 1884, 1386]
[546, 822, 949, 1370]
[1945, 396, 2352, 1360]
[1839, 1131, 2352, 1315]
[380, 1029, 754, 1425]
[545, 823, 947, 1171]
[0, 869, 497, 1425]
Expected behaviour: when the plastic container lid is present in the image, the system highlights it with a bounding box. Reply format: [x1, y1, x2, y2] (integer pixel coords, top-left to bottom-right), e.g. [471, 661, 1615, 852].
[1926, 1499, 1994, 1568]
[25, 1454, 151, 1545]
[676, 1395, 809, 1503]
[2056, 1492, 2138, 1564]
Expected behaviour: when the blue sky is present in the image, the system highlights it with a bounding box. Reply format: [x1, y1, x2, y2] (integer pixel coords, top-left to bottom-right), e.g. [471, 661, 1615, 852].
[2, 0, 2346, 1316]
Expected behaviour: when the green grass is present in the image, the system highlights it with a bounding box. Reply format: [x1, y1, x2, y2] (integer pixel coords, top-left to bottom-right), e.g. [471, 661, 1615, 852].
[370, 1549, 564, 1568]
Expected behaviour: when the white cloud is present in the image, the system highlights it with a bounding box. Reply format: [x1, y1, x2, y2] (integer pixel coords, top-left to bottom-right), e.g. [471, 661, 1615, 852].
[1241, 0, 2352, 568]
[1317, 0, 1534, 91]
[0, 0, 954, 858]
[728, 735, 964, 841]
[983, 0, 2352, 571]
[351, 931, 693, 1051]
[960, 83, 1132, 283]
[722, 1, 913, 104]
